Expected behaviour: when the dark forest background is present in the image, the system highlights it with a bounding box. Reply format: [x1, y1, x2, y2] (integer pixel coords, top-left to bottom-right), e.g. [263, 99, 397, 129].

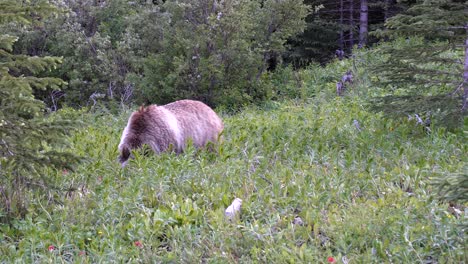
[2, 0, 467, 109]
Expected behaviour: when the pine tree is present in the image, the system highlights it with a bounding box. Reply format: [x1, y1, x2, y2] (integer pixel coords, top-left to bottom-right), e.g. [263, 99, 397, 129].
[370, 0, 468, 127]
[287, 0, 399, 64]
[0, 0, 79, 220]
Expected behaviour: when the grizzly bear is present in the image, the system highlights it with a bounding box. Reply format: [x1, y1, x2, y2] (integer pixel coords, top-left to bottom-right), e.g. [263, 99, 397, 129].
[118, 100, 224, 167]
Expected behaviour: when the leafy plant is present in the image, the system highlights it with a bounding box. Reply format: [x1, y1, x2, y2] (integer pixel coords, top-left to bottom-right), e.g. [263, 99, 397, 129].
[126, 0, 309, 107]
[369, 0, 468, 125]
[1, 92, 466, 262]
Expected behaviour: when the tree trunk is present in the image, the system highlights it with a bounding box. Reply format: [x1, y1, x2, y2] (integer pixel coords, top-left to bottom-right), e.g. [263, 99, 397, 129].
[463, 24, 468, 112]
[359, 0, 368, 48]
[349, 0, 354, 49]
[384, 0, 391, 21]
[340, 0, 344, 49]
[255, 22, 276, 81]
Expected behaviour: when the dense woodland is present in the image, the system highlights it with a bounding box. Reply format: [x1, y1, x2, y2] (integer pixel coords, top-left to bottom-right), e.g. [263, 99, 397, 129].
[2, 0, 467, 108]
[0, 0, 467, 262]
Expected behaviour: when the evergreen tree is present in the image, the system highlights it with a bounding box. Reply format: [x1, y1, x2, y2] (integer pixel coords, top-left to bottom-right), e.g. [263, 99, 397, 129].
[287, 0, 399, 65]
[0, 0, 79, 220]
[370, 0, 468, 126]
[286, 1, 342, 65]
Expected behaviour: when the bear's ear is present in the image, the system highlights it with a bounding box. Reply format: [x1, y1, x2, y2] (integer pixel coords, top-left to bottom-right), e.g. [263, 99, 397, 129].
[119, 147, 131, 167]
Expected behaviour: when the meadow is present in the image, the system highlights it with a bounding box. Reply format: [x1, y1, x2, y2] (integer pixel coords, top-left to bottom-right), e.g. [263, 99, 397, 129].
[1, 88, 466, 262]
[1, 1, 467, 262]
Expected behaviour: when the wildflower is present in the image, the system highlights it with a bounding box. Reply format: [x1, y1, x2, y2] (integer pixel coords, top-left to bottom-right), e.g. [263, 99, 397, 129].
[353, 119, 361, 131]
[292, 216, 304, 226]
[327, 256, 336, 263]
[48, 245, 55, 252]
[79, 251, 86, 256]
[62, 169, 69, 175]
[134, 240, 143, 248]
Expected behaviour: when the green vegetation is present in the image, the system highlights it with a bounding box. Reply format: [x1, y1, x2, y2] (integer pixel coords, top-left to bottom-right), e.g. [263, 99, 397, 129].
[0, 0, 466, 262]
[132, 0, 308, 107]
[370, 0, 468, 124]
[0, 0, 80, 221]
[1, 59, 466, 261]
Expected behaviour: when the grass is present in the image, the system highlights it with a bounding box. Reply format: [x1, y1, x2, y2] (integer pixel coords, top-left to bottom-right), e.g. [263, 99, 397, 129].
[0, 91, 466, 263]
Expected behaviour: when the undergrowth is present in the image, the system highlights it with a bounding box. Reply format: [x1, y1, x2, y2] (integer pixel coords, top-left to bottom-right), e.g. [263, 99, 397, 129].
[0, 92, 465, 263]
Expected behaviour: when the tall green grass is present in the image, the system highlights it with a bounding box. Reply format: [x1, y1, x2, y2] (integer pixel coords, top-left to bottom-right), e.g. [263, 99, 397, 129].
[0, 93, 465, 263]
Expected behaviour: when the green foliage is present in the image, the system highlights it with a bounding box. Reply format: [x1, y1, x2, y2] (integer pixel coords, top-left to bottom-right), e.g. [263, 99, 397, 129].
[95, 0, 132, 45]
[0, 1, 466, 261]
[380, 0, 467, 41]
[10, 0, 309, 109]
[369, 0, 468, 123]
[372, 37, 463, 91]
[0, 92, 465, 261]
[433, 171, 468, 204]
[286, 0, 342, 65]
[286, 19, 341, 66]
[8, 0, 136, 109]
[369, 94, 464, 129]
[127, 0, 309, 107]
[367, 37, 465, 127]
[0, 0, 80, 220]
[0, 0, 58, 25]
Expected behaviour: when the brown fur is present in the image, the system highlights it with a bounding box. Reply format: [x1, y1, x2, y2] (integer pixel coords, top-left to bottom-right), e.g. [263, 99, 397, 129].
[118, 100, 224, 166]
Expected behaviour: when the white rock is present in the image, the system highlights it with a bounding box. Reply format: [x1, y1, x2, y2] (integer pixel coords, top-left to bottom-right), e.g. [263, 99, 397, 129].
[225, 198, 242, 220]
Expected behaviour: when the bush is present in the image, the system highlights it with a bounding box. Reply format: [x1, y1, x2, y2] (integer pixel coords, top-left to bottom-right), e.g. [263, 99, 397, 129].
[127, 0, 308, 107]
